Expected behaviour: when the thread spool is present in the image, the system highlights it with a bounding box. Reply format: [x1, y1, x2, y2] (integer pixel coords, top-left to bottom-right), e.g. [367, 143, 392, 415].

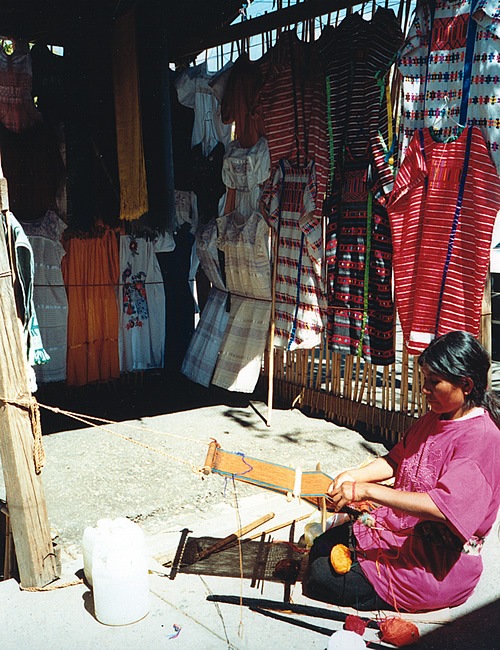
[379, 617, 420, 646]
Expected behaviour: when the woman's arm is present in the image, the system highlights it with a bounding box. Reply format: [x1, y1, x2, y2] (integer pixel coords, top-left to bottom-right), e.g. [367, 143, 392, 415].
[330, 455, 397, 490]
[329, 480, 446, 522]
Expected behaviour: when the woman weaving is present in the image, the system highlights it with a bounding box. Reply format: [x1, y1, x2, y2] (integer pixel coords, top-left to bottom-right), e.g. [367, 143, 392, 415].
[303, 331, 500, 612]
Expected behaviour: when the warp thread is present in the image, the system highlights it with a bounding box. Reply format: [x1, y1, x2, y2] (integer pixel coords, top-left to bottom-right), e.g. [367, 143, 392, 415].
[379, 617, 420, 646]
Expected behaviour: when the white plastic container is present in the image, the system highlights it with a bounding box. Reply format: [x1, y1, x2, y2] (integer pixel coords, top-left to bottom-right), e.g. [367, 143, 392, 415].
[83, 517, 150, 625]
[82, 518, 113, 587]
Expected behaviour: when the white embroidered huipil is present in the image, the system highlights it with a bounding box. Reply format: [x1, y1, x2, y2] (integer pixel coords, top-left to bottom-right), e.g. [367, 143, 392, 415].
[175, 61, 233, 156]
[212, 211, 271, 393]
[181, 219, 230, 387]
[119, 235, 165, 372]
[398, 0, 500, 173]
[222, 137, 271, 217]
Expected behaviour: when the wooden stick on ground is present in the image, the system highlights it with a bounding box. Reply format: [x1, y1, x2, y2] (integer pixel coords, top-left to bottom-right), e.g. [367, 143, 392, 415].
[195, 512, 275, 562]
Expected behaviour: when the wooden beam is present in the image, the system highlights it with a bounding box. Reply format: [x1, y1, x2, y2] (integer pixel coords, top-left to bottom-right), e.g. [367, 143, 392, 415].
[0, 211, 58, 588]
[171, 0, 353, 61]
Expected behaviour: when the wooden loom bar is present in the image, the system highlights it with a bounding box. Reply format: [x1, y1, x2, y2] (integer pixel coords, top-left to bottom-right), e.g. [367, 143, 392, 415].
[172, 0, 361, 61]
[203, 442, 334, 505]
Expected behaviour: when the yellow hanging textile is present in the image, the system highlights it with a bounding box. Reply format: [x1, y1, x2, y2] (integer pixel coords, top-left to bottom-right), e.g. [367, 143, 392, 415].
[112, 9, 148, 221]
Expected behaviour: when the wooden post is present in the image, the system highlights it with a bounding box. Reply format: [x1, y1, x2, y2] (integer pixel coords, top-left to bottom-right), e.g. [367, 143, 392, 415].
[0, 206, 58, 588]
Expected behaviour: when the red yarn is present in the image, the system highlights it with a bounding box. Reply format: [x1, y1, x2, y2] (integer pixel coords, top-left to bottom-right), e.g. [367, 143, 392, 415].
[344, 614, 367, 636]
[379, 617, 420, 646]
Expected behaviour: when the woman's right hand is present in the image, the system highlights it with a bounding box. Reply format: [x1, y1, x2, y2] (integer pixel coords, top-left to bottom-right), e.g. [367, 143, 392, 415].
[327, 470, 358, 496]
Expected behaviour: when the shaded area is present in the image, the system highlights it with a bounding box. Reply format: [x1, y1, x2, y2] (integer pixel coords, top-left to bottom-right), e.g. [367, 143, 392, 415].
[36, 370, 257, 435]
[415, 599, 500, 650]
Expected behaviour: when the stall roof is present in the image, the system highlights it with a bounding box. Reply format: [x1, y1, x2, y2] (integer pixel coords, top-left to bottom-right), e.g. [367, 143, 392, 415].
[0, 0, 248, 57]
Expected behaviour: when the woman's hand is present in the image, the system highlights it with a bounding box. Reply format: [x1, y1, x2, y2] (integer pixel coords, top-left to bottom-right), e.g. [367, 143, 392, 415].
[326, 479, 364, 512]
[330, 470, 357, 491]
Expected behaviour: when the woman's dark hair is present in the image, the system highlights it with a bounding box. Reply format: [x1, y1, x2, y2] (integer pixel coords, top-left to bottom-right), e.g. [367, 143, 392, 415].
[418, 330, 500, 427]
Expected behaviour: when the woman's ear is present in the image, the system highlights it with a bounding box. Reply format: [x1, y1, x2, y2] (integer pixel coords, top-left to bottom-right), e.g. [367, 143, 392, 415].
[463, 377, 474, 396]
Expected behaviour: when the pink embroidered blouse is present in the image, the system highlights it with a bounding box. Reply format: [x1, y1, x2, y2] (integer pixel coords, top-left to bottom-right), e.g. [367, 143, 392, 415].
[354, 409, 500, 612]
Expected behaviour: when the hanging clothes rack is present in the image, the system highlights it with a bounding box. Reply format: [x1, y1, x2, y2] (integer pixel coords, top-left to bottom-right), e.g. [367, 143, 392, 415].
[172, 0, 364, 62]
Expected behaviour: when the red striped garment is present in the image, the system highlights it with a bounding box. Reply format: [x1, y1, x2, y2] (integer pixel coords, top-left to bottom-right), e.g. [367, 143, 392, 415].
[387, 126, 500, 354]
[257, 32, 328, 217]
[261, 159, 327, 350]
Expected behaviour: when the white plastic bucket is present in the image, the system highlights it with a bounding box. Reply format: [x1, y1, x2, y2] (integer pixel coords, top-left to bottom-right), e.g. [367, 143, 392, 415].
[82, 517, 150, 625]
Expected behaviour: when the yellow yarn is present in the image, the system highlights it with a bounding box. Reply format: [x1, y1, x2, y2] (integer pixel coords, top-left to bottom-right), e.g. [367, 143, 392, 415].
[329, 543, 352, 574]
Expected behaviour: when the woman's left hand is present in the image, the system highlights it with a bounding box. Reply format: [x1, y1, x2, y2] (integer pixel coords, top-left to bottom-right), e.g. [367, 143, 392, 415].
[326, 480, 362, 512]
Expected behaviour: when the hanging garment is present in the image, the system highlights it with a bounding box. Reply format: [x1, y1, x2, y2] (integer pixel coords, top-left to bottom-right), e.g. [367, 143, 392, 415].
[222, 136, 271, 218]
[112, 9, 148, 221]
[325, 149, 395, 364]
[181, 219, 230, 387]
[398, 0, 500, 173]
[211, 211, 271, 393]
[387, 126, 500, 354]
[220, 52, 266, 148]
[175, 61, 233, 157]
[0, 121, 65, 222]
[30, 43, 66, 128]
[22, 210, 68, 383]
[118, 235, 165, 372]
[0, 39, 42, 133]
[320, 9, 403, 179]
[261, 159, 326, 350]
[320, 8, 402, 364]
[62, 228, 120, 387]
[4, 211, 50, 392]
[190, 141, 226, 224]
[256, 32, 328, 217]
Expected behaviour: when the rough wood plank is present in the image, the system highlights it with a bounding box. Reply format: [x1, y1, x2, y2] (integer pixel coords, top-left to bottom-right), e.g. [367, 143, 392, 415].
[0, 216, 58, 587]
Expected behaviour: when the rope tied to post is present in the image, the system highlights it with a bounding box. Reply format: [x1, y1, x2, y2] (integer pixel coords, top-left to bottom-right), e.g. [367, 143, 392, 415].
[0, 393, 45, 474]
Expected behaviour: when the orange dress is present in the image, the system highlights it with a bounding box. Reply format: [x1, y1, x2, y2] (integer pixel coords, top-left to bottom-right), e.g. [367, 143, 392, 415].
[62, 228, 120, 386]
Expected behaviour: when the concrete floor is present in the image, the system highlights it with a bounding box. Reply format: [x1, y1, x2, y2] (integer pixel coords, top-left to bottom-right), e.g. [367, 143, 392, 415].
[1, 375, 499, 649]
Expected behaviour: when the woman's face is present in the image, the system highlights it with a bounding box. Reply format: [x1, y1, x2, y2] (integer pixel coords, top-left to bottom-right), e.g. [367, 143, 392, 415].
[421, 364, 472, 420]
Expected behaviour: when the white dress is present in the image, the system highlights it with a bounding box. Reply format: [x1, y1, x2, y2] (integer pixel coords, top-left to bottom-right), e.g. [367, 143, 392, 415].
[23, 211, 68, 383]
[118, 235, 165, 372]
[222, 136, 271, 217]
[211, 211, 271, 393]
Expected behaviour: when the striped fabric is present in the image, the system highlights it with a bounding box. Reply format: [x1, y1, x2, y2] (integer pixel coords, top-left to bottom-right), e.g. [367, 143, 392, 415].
[320, 8, 403, 182]
[320, 8, 402, 364]
[181, 286, 230, 388]
[261, 159, 326, 350]
[325, 149, 395, 365]
[211, 211, 271, 393]
[181, 219, 229, 387]
[257, 32, 328, 217]
[387, 126, 500, 354]
[398, 0, 500, 174]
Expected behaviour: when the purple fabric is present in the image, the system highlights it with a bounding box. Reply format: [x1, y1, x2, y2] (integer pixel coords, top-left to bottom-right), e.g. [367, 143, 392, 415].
[354, 410, 500, 612]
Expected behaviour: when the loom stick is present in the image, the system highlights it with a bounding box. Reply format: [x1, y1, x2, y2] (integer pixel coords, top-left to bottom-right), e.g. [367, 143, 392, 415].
[169, 527, 191, 580]
[250, 608, 388, 649]
[194, 512, 275, 562]
[207, 594, 379, 628]
[251, 606, 334, 636]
